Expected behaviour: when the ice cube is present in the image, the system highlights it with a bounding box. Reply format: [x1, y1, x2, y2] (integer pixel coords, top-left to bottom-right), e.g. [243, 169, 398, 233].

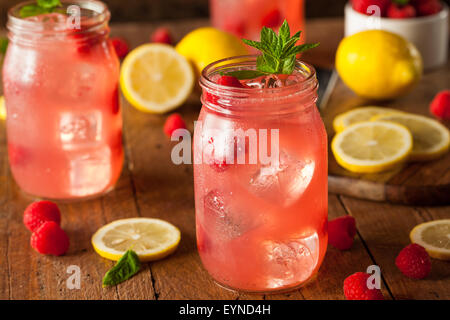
[263, 232, 319, 289]
[59, 111, 102, 150]
[243, 75, 283, 89]
[248, 150, 315, 207]
[202, 190, 256, 240]
[69, 145, 111, 197]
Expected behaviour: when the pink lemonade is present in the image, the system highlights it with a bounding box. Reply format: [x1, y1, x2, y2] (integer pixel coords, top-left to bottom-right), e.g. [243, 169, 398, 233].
[210, 0, 305, 43]
[195, 57, 328, 292]
[3, 1, 123, 200]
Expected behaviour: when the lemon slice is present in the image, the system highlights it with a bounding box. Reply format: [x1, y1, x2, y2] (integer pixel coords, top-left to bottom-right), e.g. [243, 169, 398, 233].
[331, 121, 412, 173]
[120, 44, 194, 114]
[410, 220, 450, 260]
[372, 113, 450, 161]
[0, 96, 6, 120]
[333, 106, 403, 133]
[92, 218, 181, 262]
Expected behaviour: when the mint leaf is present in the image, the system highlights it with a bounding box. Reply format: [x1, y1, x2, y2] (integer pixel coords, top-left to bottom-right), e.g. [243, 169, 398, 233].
[20, 4, 47, 18]
[239, 20, 319, 78]
[222, 70, 268, 80]
[0, 38, 8, 55]
[102, 250, 141, 287]
[20, 0, 62, 18]
[37, 0, 62, 9]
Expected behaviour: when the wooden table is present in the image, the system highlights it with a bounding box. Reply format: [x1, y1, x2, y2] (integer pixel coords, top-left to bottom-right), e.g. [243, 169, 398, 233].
[0, 18, 449, 300]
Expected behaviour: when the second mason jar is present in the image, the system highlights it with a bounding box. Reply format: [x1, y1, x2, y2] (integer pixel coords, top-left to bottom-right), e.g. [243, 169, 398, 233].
[3, 0, 123, 200]
[194, 56, 328, 293]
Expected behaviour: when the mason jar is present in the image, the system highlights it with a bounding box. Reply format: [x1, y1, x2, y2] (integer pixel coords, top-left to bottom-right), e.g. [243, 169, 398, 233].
[3, 0, 123, 200]
[194, 56, 328, 293]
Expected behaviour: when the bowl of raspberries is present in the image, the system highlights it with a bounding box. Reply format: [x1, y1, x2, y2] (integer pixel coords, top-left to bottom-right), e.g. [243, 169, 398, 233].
[345, 0, 448, 70]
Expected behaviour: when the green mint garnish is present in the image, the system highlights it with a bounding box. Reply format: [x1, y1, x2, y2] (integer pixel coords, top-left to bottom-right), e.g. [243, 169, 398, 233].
[0, 38, 8, 55]
[20, 0, 62, 18]
[392, 0, 410, 5]
[102, 250, 141, 287]
[227, 20, 319, 80]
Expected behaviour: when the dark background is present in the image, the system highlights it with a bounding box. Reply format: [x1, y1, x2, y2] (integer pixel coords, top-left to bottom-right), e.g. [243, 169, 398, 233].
[1, 0, 449, 26]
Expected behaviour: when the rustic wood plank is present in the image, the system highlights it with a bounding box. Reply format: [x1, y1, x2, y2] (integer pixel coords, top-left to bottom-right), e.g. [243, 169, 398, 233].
[340, 196, 450, 300]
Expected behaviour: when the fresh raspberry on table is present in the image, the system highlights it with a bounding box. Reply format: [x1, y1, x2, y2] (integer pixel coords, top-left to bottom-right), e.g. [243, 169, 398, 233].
[351, 0, 391, 17]
[30, 221, 70, 256]
[164, 113, 187, 138]
[151, 27, 173, 45]
[344, 272, 385, 300]
[413, 0, 442, 16]
[23, 201, 61, 232]
[261, 9, 282, 28]
[387, 2, 417, 18]
[395, 243, 431, 279]
[111, 37, 129, 59]
[328, 215, 357, 250]
[430, 90, 450, 120]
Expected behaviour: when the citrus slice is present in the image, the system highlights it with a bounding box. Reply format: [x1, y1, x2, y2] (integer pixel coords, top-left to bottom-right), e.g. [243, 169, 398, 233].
[410, 220, 450, 260]
[120, 44, 194, 114]
[0, 96, 6, 120]
[92, 218, 181, 262]
[372, 113, 450, 161]
[333, 106, 403, 133]
[331, 121, 413, 173]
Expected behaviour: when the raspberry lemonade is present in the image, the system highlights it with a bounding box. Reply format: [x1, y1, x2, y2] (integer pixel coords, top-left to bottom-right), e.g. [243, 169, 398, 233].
[210, 0, 305, 43]
[194, 22, 327, 293]
[3, 0, 123, 199]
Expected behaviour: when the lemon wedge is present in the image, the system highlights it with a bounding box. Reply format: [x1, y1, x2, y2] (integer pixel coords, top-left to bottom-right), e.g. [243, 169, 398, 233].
[372, 113, 450, 161]
[0, 96, 6, 120]
[92, 218, 181, 262]
[410, 220, 450, 260]
[120, 44, 194, 114]
[333, 106, 403, 133]
[331, 121, 413, 173]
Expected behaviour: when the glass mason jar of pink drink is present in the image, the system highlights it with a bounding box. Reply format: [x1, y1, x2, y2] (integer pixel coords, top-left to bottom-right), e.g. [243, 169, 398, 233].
[210, 0, 305, 42]
[3, 0, 123, 200]
[195, 56, 328, 293]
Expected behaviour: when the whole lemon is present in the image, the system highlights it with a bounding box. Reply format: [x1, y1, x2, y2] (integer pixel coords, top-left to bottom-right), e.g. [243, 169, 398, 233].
[176, 27, 249, 76]
[336, 30, 423, 100]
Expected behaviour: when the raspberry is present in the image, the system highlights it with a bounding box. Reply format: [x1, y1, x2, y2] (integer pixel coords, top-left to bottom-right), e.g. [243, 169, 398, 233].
[224, 20, 246, 37]
[111, 37, 129, 59]
[8, 143, 28, 166]
[395, 243, 431, 279]
[344, 272, 384, 300]
[261, 9, 282, 28]
[23, 201, 61, 232]
[387, 3, 417, 18]
[164, 113, 187, 138]
[204, 75, 246, 106]
[430, 90, 450, 120]
[414, 0, 442, 16]
[328, 215, 356, 250]
[217, 75, 246, 88]
[351, 0, 391, 17]
[30, 221, 69, 256]
[151, 27, 173, 45]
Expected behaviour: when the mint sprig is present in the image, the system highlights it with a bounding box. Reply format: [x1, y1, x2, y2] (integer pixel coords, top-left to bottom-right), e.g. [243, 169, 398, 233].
[228, 20, 319, 79]
[20, 0, 62, 18]
[0, 38, 8, 55]
[102, 250, 141, 287]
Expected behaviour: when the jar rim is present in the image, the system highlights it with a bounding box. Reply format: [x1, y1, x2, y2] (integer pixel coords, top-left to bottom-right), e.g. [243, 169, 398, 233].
[200, 55, 317, 94]
[7, 0, 110, 34]
[199, 55, 318, 116]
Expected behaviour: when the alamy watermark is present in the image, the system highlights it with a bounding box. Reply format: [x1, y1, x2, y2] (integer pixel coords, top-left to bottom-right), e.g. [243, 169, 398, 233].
[170, 121, 280, 166]
[66, 5, 81, 30]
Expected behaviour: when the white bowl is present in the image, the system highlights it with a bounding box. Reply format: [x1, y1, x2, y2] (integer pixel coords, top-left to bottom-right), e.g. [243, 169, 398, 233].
[345, 2, 449, 70]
